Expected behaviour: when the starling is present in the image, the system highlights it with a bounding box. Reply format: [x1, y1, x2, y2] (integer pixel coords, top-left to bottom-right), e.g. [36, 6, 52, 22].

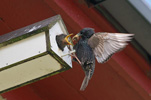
[72, 28, 134, 91]
[56, 33, 73, 51]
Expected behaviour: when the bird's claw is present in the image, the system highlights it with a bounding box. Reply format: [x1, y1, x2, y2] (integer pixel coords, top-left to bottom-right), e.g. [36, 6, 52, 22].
[70, 54, 82, 65]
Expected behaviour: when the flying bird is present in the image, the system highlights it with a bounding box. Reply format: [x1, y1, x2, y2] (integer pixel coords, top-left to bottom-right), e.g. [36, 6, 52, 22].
[56, 33, 73, 51]
[72, 28, 134, 91]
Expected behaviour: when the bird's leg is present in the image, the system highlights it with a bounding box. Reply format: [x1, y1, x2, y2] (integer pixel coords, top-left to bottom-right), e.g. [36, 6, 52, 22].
[66, 44, 82, 65]
[62, 34, 81, 65]
[70, 53, 81, 65]
[60, 50, 81, 65]
[75, 55, 82, 65]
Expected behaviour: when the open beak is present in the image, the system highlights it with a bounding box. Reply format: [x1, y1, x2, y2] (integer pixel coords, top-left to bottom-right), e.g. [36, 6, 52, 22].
[72, 33, 82, 41]
[63, 34, 73, 45]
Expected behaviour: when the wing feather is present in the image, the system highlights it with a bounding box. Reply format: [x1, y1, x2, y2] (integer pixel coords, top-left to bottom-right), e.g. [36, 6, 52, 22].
[88, 32, 134, 63]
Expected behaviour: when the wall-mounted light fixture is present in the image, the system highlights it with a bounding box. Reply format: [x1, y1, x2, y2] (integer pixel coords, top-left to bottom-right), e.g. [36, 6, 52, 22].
[0, 15, 73, 93]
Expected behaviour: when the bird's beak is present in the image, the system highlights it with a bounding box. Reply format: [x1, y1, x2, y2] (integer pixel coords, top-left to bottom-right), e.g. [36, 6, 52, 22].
[72, 33, 82, 41]
[63, 34, 73, 45]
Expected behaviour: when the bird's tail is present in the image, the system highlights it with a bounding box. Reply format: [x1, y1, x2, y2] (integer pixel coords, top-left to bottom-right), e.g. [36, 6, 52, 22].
[80, 70, 91, 91]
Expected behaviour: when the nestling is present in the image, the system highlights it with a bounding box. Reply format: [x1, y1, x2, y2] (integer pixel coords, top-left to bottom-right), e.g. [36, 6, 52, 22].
[56, 33, 73, 51]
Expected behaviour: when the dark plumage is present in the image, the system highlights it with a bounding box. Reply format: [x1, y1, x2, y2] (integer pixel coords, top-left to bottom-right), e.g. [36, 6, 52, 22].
[56, 34, 72, 51]
[56, 34, 66, 51]
[73, 28, 95, 91]
[72, 28, 134, 91]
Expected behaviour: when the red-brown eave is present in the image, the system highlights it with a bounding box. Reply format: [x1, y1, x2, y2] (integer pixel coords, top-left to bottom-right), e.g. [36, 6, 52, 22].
[0, 0, 151, 99]
[46, 0, 151, 98]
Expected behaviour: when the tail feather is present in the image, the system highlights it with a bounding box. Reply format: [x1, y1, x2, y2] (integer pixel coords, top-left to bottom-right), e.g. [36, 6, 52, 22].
[80, 70, 91, 91]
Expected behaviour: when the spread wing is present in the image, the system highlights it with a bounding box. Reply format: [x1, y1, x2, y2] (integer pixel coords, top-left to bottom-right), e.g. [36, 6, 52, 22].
[88, 32, 134, 63]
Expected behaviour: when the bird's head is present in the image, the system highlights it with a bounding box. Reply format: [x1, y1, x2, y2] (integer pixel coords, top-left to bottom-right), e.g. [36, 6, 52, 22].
[72, 28, 94, 41]
[56, 33, 73, 51]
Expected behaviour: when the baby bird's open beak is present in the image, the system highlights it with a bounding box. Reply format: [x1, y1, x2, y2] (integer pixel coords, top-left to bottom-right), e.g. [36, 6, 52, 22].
[63, 34, 73, 45]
